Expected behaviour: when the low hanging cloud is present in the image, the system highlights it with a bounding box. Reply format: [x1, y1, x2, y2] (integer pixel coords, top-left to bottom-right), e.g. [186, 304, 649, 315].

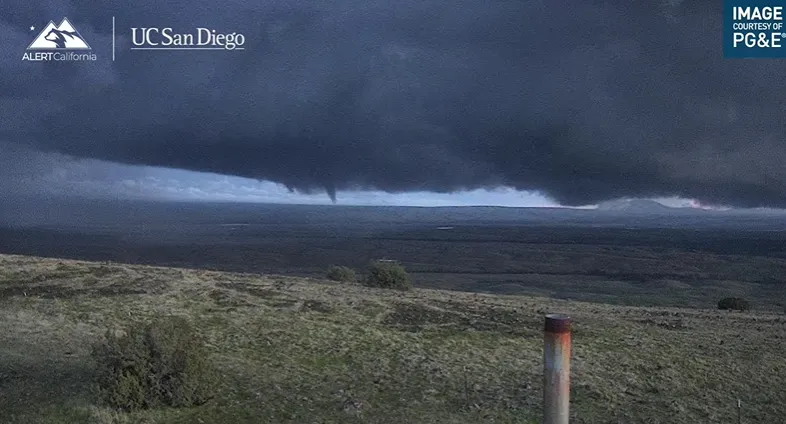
[0, 143, 555, 208]
[1, 0, 785, 207]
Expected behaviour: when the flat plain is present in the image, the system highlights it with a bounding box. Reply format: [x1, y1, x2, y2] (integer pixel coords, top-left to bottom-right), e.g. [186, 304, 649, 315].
[3, 203, 786, 311]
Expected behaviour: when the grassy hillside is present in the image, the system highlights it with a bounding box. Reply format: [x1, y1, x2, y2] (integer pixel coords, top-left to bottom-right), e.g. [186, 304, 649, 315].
[0, 254, 784, 423]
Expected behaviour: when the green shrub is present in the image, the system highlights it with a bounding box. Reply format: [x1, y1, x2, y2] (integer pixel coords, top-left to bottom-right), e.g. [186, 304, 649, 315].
[718, 297, 750, 311]
[91, 316, 217, 411]
[326, 265, 356, 282]
[363, 260, 412, 291]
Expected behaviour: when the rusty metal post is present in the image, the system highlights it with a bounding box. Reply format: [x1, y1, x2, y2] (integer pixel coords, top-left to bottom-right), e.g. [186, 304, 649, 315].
[544, 314, 571, 424]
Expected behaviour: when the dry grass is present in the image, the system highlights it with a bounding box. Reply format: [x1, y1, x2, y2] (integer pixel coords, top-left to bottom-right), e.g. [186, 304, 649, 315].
[0, 253, 784, 423]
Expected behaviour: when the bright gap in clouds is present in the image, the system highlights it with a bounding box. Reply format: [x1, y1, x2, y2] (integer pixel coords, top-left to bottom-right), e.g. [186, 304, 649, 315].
[111, 167, 562, 207]
[14, 154, 559, 207]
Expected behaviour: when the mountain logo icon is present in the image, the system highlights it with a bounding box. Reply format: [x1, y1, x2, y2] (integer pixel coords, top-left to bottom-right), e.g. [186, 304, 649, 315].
[27, 18, 91, 50]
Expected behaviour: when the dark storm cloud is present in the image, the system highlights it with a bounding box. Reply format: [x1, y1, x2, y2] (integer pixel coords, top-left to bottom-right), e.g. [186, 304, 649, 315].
[2, 0, 785, 206]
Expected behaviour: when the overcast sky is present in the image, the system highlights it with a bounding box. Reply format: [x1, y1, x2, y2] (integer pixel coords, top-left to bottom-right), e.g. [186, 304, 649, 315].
[1, 0, 783, 208]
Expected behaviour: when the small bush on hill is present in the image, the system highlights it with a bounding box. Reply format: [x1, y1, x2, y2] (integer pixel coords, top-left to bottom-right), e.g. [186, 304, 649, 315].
[718, 297, 750, 311]
[91, 315, 217, 411]
[363, 260, 412, 291]
[326, 265, 356, 282]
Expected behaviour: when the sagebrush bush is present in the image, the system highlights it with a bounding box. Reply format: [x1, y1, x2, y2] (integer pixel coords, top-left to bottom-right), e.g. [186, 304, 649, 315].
[363, 260, 412, 291]
[91, 316, 217, 411]
[718, 297, 750, 311]
[326, 265, 356, 282]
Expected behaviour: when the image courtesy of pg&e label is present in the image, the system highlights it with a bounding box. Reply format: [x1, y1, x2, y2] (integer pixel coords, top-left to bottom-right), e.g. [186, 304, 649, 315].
[724, 1, 786, 57]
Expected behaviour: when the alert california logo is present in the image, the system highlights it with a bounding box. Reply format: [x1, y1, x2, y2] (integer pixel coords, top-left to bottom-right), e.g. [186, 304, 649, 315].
[22, 17, 98, 61]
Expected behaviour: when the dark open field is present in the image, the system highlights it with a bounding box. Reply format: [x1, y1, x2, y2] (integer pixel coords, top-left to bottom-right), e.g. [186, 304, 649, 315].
[2, 200, 786, 311]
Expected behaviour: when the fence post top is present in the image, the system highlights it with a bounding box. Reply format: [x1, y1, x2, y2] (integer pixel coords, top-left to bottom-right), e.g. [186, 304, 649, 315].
[544, 314, 571, 334]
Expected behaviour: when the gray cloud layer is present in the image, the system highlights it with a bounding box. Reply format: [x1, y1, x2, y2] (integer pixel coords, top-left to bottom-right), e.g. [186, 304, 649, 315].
[2, 0, 785, 206]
